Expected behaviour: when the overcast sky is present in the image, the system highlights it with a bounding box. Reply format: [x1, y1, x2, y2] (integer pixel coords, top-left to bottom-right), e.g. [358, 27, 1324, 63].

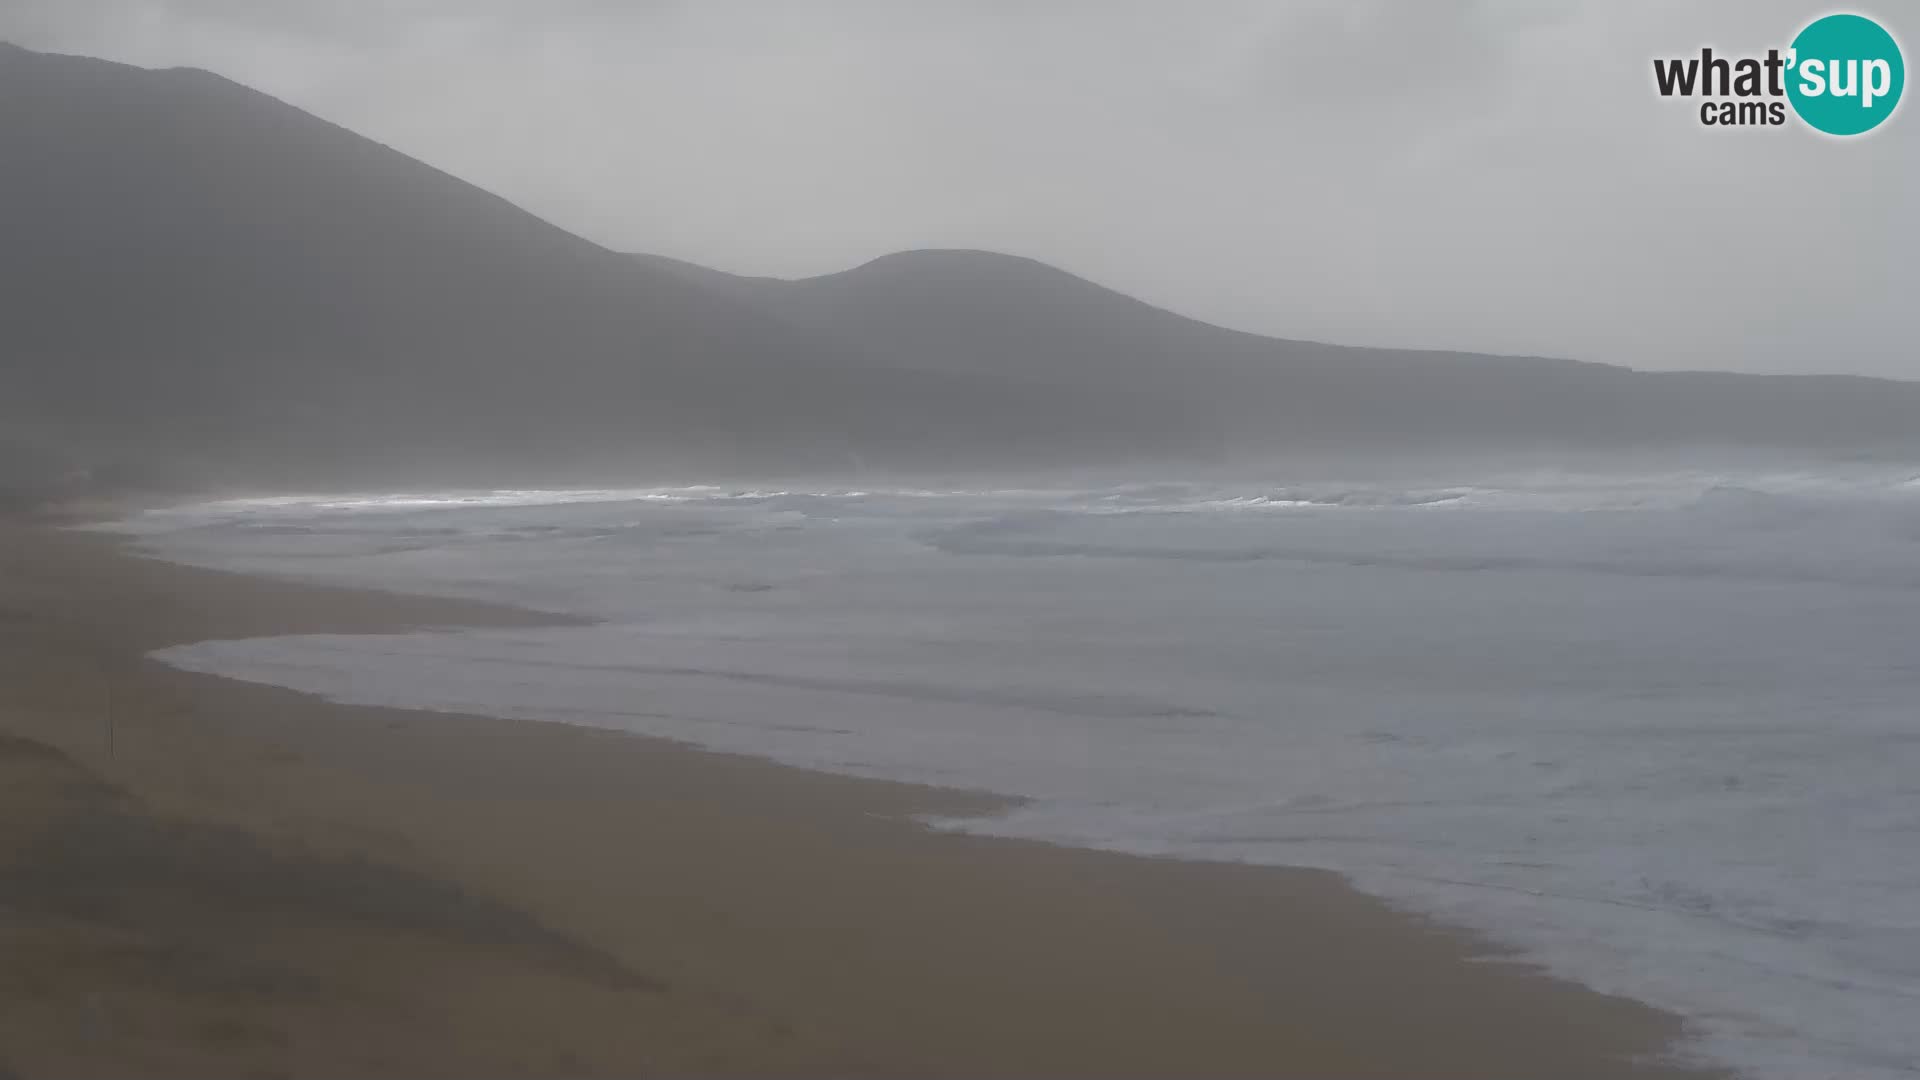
[4, 1, 1915, 376]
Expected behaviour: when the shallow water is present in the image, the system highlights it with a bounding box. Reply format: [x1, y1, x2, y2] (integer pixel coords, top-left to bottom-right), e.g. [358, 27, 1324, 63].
[119, 466, 1920, 1080]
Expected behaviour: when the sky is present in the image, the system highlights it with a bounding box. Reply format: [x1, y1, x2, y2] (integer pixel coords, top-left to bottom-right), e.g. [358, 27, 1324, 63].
[3, 0, 1915, 377]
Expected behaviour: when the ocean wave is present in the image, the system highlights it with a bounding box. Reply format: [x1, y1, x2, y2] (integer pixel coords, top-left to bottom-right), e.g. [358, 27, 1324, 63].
[118, 463, 1920, 1080]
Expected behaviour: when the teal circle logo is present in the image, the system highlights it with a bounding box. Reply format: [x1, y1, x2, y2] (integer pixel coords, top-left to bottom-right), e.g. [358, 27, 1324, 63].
[1787, 13, 1904, 135]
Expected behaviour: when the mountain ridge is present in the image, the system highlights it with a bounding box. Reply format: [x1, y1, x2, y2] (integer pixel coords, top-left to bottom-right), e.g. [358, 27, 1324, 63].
[647, 246, 1920, 387]
[4, 42, 1919, 499]
[2, 43, 1207, 488]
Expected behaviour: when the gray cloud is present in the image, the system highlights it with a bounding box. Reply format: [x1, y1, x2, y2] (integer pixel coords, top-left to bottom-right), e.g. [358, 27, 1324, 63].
[6, 0, 1914, 376]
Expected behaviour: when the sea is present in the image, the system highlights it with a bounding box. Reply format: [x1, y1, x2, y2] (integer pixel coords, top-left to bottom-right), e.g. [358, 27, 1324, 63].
[110, 461, 1920, 1080]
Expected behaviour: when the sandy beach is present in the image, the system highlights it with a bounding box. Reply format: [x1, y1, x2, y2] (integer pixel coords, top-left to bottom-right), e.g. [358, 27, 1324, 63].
[0, 517, 1724, 1078]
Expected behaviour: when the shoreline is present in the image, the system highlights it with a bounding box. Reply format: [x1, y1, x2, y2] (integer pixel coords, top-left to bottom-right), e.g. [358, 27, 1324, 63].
[0, 520, 1726, 1077]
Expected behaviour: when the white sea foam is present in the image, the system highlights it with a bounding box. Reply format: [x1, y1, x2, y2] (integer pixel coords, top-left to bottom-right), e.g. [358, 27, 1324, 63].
[118, 465, 1920, 1080]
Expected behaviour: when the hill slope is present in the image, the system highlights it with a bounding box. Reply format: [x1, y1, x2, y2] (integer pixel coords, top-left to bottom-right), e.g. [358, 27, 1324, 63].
[0, 44, 1194, 488]
[634, 247, 1920, 457]
[4, 42, 1919, 496]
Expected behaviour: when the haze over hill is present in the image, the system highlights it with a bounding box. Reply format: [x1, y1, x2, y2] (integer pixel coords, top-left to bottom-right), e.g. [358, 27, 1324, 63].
[4, 42, 1920, 498]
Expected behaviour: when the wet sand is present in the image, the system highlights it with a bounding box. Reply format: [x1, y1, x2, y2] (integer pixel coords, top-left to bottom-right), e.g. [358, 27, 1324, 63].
[0, 519, 1725, 1078]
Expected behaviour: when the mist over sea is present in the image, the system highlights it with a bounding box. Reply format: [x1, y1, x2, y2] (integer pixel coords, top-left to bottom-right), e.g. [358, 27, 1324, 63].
[119, 462, 1920, 1080]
